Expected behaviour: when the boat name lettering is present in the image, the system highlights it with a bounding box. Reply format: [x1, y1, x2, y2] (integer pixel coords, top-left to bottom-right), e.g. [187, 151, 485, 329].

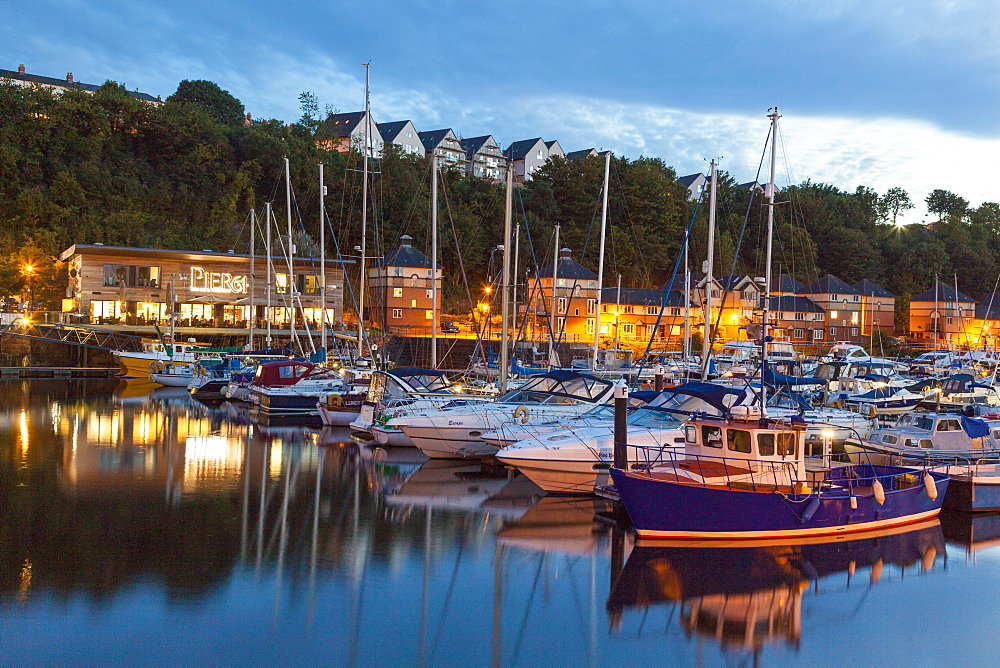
[447, 420, 464, 426]
[190, 267, 249, 294]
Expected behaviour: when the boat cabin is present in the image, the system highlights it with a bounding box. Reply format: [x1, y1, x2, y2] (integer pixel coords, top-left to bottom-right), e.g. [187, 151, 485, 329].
[681, 409, 807, 482]
[873, 412, 999, 452]
[496, 370, 614, 406]
[252, 360, 320, 387]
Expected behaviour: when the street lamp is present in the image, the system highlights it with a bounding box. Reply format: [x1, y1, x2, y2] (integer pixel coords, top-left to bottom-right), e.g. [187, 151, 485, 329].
[22, 264, 34, 311]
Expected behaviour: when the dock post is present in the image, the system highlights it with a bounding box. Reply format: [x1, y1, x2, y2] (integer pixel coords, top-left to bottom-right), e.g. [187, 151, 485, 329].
[613, 382, 628, 469]
[654, 366, 664, 392]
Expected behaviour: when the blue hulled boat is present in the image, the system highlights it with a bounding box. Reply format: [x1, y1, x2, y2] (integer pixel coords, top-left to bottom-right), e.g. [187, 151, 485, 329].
[610, 409, 949, 541]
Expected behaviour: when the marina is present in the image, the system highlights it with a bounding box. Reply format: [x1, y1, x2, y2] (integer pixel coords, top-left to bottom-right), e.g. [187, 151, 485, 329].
[3, 379, 1000, 664]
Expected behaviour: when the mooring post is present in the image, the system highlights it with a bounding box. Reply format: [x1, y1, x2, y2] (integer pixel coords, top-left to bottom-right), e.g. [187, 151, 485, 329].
[655, 366, 664, 392]
[613, 381, 628, 469]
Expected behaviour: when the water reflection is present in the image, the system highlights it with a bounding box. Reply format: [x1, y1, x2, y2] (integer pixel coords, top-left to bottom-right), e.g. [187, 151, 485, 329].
[0, 379, 995, 665]
[607, 522, 945, 656]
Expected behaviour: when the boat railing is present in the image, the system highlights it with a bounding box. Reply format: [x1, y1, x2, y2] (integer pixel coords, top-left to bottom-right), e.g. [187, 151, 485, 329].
[625, 445, 926, 495]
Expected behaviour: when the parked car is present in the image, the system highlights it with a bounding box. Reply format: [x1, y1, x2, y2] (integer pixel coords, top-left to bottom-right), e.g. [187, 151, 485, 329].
[440, 322, 460, 333]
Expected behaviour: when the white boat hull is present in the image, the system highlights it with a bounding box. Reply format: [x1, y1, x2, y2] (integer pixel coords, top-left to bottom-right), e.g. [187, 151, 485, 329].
[372, 425, 415, 447]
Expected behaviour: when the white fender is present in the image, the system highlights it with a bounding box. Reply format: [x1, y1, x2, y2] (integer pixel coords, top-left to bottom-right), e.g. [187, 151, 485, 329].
[850, 495, 858, 510]
[923, 472, 938, 500]
[872, 478, 885, 505]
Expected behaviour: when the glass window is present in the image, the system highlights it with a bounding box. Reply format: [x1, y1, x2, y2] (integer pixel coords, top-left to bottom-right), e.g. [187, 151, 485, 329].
[136, 266, 160, 287]
[393, 288, 403, 298]
[777, 433, 795, 456]
[702, 425, 723, 448]
[275, 273, 289, 294]
[727, 429, 752, 453]
[937, 419, 961, 432]
[425, 310, 432, 320]
[410, 299, 417, 308]
[392, 308, 402, 319]
[303, 274, 322, 294]
[758, 433, 775, 456]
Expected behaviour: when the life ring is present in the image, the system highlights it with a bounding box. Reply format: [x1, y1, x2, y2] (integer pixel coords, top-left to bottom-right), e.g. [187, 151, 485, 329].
[513, 405, 530, 423]
[327, 393, 344, 408]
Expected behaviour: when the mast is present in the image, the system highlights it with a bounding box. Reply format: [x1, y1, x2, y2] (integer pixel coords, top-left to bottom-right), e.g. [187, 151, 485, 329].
[934, 274, 940, 349]
[358, 61, 371, 358]
[320, 162, 327, 355]
[265, 202, 273, 349]
[431, 154, 438, 368]
[762, 109, 780, 415]
[592, 151, 611, 370]
[955, 273, 961, 348]
[615, 273, 622, 348]
[512, 222, 520, 335]
[248, 207, 255, 350]
[551, 223, 560, 346]
[499, 163, 513, 392]
[284, 156, 296, 350]
[700, 159, 718, 381]
[683, 240, 691, 363]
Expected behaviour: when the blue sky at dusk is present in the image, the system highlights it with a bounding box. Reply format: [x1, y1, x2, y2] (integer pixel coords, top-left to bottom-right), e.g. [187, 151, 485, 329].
[5, 0, 999, 221]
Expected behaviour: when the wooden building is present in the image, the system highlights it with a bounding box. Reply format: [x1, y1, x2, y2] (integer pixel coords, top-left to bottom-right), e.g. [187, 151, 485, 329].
[59, 244, 347, 329]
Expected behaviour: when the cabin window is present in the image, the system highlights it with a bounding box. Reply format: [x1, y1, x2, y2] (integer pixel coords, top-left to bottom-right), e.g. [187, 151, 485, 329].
[685, 425, 698, 443]
[278, 366, 296, 378]
[777, 433, 795, 456]
[881, 434, 898, 444]
[758, 433, 775, 456]
[993, 429, 1000, 440]
[937, 419, 961, 432]
[727, 429, 752, 453]
[920, 439, 933, 449]
[701, 425, 723, 448]
[914, 416, 934, 431]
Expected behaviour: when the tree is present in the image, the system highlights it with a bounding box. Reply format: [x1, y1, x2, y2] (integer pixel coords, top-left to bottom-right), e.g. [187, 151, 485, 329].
[297, 91, 321, 134]
[925, 188, 968, 221]
[880, 187, 914, 225]
[166, 80, 245, 128]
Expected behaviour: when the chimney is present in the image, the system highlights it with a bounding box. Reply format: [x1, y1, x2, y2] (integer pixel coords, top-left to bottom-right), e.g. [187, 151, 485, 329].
[18, 64, 25, 74]
[66, 72, 73, 83]
[559, 247, 573, 260]
[400, 234, 413, 247]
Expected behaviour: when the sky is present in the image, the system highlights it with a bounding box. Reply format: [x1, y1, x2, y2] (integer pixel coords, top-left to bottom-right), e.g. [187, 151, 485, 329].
[5, 0, 1000, 223]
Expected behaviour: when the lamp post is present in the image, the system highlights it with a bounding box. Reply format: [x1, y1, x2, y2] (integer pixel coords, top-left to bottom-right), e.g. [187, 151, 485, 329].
[22, 264, 34, 312]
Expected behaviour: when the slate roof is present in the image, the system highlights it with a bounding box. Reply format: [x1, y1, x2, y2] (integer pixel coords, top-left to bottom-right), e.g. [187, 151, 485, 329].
[975, 293, 1000, 320]
[774, 275, 806, 293]
[767, 296, 825, 313]
[505, 138, 544, 160]
[459, 135, 496, 155]
[418, 129, 459, 153]
[715, 275, 759, 291]
[566, 148, 598, 161]
[853, 279, 894, 298]
[322, 111, 366, 138]
[372, 238, 440, 269]
[677, 173, 706, 188]
[800, 274, 858, 295]
[376, 120, 411, 142]
[912, 284, 974, 303]
[0, 68, 161, 102]
[601, 287, 691, 308]
[538, 256, 597, 281]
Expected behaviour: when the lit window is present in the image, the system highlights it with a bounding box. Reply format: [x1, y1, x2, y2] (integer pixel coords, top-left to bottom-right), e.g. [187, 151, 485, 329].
[425, 310, 433, 320]
[411, 299, 417, 308]
[393, 288, 403, 298]
[830, 310, 838, 319]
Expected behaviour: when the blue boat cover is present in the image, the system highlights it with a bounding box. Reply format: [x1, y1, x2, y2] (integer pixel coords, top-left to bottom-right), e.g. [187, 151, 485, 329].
[762, 364, 826, 387]
[852, 387, 900, 400]
[961, 416, 991, 438]
[657, 382, 744, 414]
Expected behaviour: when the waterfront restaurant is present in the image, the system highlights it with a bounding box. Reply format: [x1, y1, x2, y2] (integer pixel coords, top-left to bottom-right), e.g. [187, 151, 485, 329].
[59, 244, 348, 330]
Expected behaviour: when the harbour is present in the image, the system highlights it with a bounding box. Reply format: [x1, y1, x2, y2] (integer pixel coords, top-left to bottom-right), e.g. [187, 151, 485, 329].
[2, 378, 1000, 665]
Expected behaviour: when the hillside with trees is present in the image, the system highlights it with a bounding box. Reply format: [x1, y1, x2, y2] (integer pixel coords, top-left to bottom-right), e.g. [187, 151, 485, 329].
[2, 78, 998, 321]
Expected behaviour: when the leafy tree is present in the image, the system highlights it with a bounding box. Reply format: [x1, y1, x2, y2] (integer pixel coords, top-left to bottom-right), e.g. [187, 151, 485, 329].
[925, 188, 968, 221]
[880, 187, 914, 225]
[166, 80, 245, 127]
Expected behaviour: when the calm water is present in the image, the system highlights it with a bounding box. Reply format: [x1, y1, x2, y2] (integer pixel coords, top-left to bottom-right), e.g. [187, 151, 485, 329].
[2, 380, 1000, 666]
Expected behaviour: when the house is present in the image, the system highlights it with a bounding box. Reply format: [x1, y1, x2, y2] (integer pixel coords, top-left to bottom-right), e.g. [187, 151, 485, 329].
[317, 111, 383, 156]
[600, 287, 694, 344]
[419, 129, 467, 171]
[526, 248, 598, 341]
[970, 292, 1000, 348]
[909, 283, 976, 346]
[367, 235, 441, 334]
[1, 64, 163, 104]
[772, 275, 806, 297]
[766, 295, 827, 344]
[566, 148, 599, 161]
[677, 173, 708, 201]
[460, 135, 506, 181]
[377, 120, 425, 157]
[853, 280, 896, 335]
[505, 138, 561, 182]
[799, 274, 863, 343]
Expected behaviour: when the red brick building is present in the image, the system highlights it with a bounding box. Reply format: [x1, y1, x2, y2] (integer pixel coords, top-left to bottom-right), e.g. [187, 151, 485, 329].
[367, 235, 441, 335]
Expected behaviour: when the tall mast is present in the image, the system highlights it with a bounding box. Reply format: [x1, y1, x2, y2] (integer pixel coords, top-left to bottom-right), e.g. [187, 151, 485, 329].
[499, 163, 514, 392]
[616, 273, 622, 348]
[700, 159, 718, 381]
[512, 222, 520, 334]
[683, 240, 691, 363]
[248, 207, 255, 350]
[358, 61, 371, 358]
[762, 109, 780, 415]
[592, 151, 611, 370]
[934, 274, 940, 349]
[265, 202, 273, 349]
[551, 223, 560, 345]
[431, 154, 438, 368]
[284, 156, 296, 350]
[319, 162, 327, 355]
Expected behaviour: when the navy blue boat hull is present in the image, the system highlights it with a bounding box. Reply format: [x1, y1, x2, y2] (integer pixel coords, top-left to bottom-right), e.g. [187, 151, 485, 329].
[610, 466, 949, 540]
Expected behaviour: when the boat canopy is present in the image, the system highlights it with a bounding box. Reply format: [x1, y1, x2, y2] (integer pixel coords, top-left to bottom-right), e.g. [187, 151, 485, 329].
[962, 415, 991, 438]
[761, 364, 826, 388]
[497, 370, 613, 404]
[647, 382, 749, 415]
[253, 359, 317, 386]
[387, 368, 451, 392]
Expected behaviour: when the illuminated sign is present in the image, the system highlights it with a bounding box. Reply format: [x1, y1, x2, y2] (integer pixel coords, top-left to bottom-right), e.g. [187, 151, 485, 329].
[190, 267, 249, 294]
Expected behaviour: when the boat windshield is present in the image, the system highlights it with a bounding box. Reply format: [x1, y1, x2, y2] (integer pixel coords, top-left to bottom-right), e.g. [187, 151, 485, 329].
[627, 408, 682, 427]
[497, 374, 611, 403]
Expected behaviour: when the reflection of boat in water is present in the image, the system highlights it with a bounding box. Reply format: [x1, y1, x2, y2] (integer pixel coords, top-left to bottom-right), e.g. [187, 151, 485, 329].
[385, 460, 521, 513]
[496, 495, 625, 555]
[356, 444, 428, 496]
[607, 521, 944, 652]
[940, 509, 1000, 556]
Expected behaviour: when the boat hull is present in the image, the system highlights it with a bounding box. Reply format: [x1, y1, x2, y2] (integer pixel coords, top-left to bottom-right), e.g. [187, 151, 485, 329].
[943, 471, 1000, 512]
[372, 426, 415, 447]
[610, 466, 948, 540]
[496, 456, 613, 495]
[149, 372, 192, 387]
